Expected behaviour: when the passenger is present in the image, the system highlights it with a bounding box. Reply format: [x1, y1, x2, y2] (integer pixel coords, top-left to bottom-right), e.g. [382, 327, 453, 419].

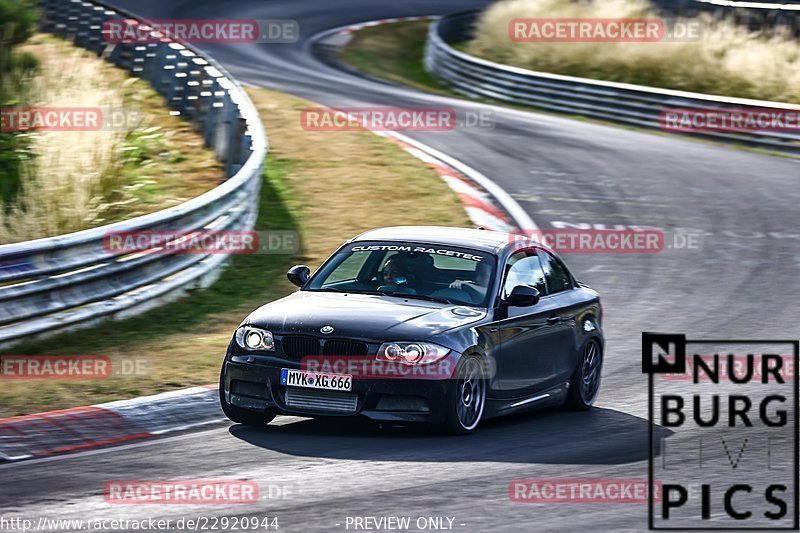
[448, 261, 492, 302]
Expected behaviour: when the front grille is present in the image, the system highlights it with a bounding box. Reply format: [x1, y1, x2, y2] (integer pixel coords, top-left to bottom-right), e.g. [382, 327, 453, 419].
[322, 339, 368, 356]
[284, 388, 358, 413]
[281, 336, 368, 359]
[282, 335, 320, 359]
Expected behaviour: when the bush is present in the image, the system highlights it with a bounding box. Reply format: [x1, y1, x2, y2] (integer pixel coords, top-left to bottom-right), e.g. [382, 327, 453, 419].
[466, 0, 800, 103]
[0, 0, 39, 48]
[0, 0, 39, 207]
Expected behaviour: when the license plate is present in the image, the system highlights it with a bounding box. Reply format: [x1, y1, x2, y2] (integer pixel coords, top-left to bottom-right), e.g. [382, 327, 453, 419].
[280, 368, 352, 392]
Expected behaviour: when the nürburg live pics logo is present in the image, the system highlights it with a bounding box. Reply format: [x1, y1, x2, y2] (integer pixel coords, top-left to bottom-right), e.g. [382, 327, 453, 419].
[643, 332, 799, 530]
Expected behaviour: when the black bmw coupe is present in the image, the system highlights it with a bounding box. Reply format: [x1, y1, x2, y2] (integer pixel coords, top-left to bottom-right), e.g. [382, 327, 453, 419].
[220, 226, 604, 434]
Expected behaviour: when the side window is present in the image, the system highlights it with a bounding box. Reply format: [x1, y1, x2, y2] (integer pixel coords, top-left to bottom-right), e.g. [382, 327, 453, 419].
[502, 251, 546, 299]
[540, 251, 572, 294]
[323, 251, 370, 285]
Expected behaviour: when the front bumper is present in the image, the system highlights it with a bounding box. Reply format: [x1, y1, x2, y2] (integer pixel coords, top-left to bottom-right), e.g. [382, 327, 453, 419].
[221, 355, 457, 424]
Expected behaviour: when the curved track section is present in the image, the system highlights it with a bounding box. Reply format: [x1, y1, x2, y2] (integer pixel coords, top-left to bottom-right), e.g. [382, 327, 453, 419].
[2, 1, 799, 531]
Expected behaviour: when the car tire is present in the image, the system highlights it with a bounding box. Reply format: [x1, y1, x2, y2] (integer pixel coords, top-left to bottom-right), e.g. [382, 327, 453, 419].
[443, 355, 487, 435]
[565, 338, 603, 410]
[219, 367, 276, 427]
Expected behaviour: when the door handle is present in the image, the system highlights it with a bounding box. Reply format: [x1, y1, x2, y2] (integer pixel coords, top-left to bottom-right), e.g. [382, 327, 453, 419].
[547, 315, 562, 325]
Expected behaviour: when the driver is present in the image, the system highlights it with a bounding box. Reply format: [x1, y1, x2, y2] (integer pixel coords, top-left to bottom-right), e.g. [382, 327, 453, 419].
[377, 256, 416, 294]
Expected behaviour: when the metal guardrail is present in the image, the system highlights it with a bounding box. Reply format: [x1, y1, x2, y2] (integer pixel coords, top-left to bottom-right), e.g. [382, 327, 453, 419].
[0, 0, 268, 346]
[424, 11, 800, 155]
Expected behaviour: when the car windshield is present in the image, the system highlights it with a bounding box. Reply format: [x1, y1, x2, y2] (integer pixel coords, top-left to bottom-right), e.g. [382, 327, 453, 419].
[305, 241, 497, 307]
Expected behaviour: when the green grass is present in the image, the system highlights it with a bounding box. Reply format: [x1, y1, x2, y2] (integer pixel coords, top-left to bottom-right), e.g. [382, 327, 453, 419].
[0, 47, 39, 207]
[339, 21, 564, 109]
[340, 21, 451, 96]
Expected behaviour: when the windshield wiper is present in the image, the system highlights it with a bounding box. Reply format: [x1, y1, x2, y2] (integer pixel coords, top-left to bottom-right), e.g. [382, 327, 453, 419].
[380, 291, 455, 305]
[311, 288, 351, 293]
[312, 288, 387, 296]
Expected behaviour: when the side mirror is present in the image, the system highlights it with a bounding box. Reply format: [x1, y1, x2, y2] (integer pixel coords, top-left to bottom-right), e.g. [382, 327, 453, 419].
[504, 285, 540, 307]
[287, 265, 310, 287]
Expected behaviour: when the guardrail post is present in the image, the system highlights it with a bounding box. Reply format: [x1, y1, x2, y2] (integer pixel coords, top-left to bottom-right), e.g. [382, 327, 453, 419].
[49, 0, 70, 36]
[85, 6, 108, 55]
[219, 92, 238, 176]
[166, 64, 187, 110]
[39, 0, 58, 33]
[227, 114, 247, 176]
[73, 1, 93, 48]
[203, 78, 224, 148]
[208, 88, 241, 177]
[422, 28, 436, 73]
[144, 41, 168, 87]
[154, 44, 180, 97]
[239, 128, 253, 170]
[166, 49, 192, 110]
[130, 43, 149, 76]
[107, 19, 136, 71]
[139, 42, 159, 80]
[191, 68, 213, 132]
[179, 58, 207, 121]
[64, 0, 83, 37]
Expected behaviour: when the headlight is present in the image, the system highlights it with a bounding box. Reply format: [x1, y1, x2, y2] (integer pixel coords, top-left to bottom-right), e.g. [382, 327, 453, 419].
[377, 342, 450, 365]
[235, 326, 275, 351]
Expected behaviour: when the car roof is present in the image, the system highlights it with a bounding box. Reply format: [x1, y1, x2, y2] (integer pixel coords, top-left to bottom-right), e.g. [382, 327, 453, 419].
[350, 226, 543, 255]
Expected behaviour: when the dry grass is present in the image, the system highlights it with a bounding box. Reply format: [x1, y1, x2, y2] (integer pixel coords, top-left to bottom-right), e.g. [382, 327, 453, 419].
[0, 34, 222, 243]
[0, 87, 470, 417]
[467, 0, 800, 103]
[247, 91, 471, 260]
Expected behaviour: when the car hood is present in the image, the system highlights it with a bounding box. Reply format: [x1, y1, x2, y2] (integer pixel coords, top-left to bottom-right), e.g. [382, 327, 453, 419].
[244, 291, 487, 340]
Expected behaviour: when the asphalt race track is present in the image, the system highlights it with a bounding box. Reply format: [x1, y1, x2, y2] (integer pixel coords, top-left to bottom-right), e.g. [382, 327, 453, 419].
[2, 1, 799, 531]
